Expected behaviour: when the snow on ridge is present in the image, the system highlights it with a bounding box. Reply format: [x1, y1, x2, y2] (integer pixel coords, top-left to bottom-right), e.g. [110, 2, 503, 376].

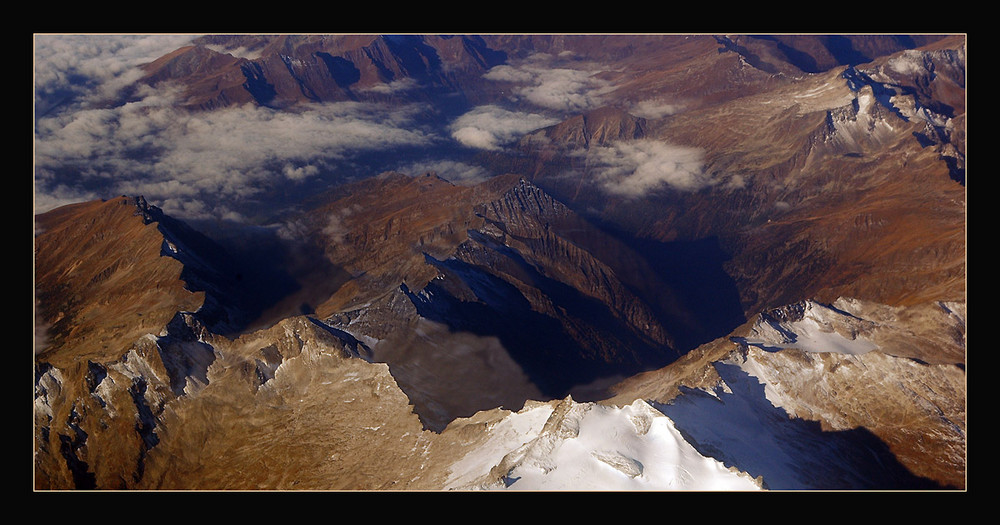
[447, 397, 762, 491]
[737, 299, 877, 356]
[444, 402, 555, 490]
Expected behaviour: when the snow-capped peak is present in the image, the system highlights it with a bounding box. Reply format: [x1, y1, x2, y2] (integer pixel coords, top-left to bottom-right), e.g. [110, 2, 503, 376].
[446, 396, 762, 491]
[736, 299, 877, 355]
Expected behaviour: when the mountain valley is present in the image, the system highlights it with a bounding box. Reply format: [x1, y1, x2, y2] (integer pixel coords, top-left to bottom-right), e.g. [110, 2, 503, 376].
[33, 33, 966, 491]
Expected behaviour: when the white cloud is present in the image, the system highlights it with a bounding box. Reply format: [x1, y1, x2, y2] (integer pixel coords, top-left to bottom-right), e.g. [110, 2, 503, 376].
[581, 139, 712, 197]
[483, 55, 612, 113]
[449, 105, 559, 150]
[482, 64, 536, 84]
[631, 99, 684, 119]
[34, 79, 438, 218]
[202, 43, 264, 61]
[33, 35, 449, 221]
[34, 34, 196, 115]
[282, 163, 320, 181]
[33, 183, 100, 215]
[321, 203, 361, 242]
[361, 77, 420, 94]
[394, 159, 492, 186]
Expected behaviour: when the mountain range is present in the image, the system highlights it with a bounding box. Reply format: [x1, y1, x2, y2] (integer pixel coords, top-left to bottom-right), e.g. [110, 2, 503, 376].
[33, 33, 966, 491]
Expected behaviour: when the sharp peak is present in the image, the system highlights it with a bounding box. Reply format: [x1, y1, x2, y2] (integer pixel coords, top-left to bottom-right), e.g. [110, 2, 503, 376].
[480, 173, 540, 191]
[108, 194, 164, 224]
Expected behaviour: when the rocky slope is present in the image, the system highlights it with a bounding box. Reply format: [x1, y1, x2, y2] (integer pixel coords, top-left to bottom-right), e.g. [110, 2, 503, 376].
[137, 34, 510, 111]
[34, 196, 206, 367]
[133, 35, 953, 114]
[34, 183, 964, 490]
[34, 33, 965, 491]
[606, 297, 966, 489]
[507, 36, 966, 320]
[286, 172, 695, 429]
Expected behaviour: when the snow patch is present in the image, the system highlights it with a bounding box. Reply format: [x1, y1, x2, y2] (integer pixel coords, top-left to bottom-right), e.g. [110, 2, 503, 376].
[737, 300, 877, 355]
[445, 403, 554, 489]
[447, 398, 760, 491]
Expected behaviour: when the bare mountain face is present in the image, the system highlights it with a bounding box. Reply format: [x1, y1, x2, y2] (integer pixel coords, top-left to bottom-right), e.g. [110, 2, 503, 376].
[34, 34, 965, 490]
[278, 172, 696, 430]
[136, 34, 510, 111]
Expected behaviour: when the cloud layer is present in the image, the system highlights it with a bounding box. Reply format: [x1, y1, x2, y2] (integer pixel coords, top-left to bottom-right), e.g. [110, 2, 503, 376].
[35, 95, 439, 219]
[34, 34, 196, 116]
[483, 54, 612, 112]
[580, 140, 713, 197]
[34, 37, 717, 223]
[34, 35, 446, 221]
[449, 105, 559, 150]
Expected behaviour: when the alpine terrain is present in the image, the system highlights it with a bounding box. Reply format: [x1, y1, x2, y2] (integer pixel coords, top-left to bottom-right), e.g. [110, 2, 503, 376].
[33, 34, 966, 491]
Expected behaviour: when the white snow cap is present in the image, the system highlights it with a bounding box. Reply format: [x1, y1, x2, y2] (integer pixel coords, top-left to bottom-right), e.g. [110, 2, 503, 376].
[450, 398, 761, 491]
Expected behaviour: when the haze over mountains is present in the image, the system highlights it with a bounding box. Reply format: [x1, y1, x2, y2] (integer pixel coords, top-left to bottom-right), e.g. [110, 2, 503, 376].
[33, 34, 966, 490]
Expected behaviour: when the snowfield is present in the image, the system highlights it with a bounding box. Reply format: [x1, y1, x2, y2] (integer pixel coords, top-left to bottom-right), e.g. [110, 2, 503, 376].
[447, 398, 762, 491]
[738, 300, 878, 355]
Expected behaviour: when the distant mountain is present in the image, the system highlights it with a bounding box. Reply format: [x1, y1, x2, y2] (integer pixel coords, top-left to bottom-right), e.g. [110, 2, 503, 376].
[132, 35, 953, 113]
[519, 106, 648, 149]
[137, 34, 510, 110]
[506, 36, 966, 318]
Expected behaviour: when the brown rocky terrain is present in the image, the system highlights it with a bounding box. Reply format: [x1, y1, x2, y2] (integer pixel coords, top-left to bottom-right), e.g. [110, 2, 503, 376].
[34, 196, 204, 367]
[138, 34, 510, 110]
[134, 35, 952, 114]
[286, 172, 700, 429]
[34, 196, 205, 489]
[508, 36, 966, 320]
[519, 106, 648, 149]
[607, 297, 966, 489]
[34, 34, 965, 491]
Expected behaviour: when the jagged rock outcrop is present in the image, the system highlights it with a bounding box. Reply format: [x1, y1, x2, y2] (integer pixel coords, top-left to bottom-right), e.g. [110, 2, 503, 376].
[519, 106, 647, 150]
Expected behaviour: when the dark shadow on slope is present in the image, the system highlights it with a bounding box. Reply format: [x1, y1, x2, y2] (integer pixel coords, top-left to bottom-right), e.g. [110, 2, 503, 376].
[316, 52, 362, 89]
[59, 432, 96, 490]
[457, 35, 509, 70]
[653, 362, 949, 490]
[892, 35, 918, 49]
[241, 62, 277, 106]
[749, 35, 821, 73]
[178, 219, 351, 336]
[306, 317, 374, 361]
[467, 229, 676, 363]
[156, 313, 216, 397]
[611, 234, 747, 355]
[842, 67, 912, 123]
[944, 155, 966, 185]
[382, 35, 443, 83]
[714, 36, 779, 74]
[138, 203, 291, 335]
[823, 35, 873, 68]
[404, 252, 668, 400]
